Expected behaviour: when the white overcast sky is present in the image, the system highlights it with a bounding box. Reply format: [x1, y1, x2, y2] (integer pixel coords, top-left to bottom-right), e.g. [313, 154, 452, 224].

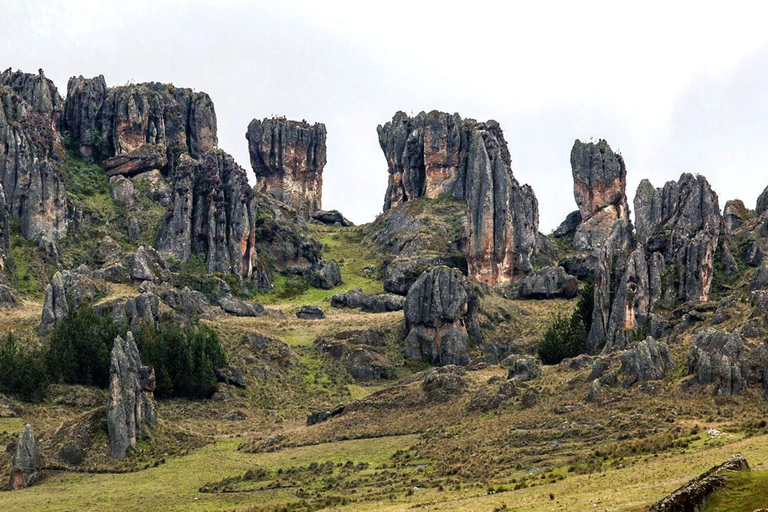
[4, 1, 768, 230]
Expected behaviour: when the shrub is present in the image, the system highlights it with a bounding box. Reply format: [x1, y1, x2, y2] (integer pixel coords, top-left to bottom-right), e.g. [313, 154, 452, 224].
[173, 255, 223, 302]
[135, 322, 226, 399]
[46, 304, 120, 387]
[62, 155, 110, 197]
[0, 333, 49, 403]
[537, 279, 593, 365]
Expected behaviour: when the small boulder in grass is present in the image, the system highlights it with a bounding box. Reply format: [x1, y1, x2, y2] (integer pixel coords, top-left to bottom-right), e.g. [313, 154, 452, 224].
[296, 305, 325, 320]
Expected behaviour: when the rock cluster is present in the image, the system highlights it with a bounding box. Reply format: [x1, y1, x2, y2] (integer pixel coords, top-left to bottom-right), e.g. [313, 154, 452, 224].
[377, 111, 543, 286]
[106, 332, 157, 459]
[62, 75, 217, 173]
[314, 329, 396, 381]
[0, 69, 68, 253]
[687, 329, 768, 396]
[619, 337, 674, 387]
[331, 288, 405, 312]
[404, 266, 474, 366]
[514, 266, 579, 299]
[40, 267, 108, 333]
[9, 424, 39, 490]
[247, 117, 327, 214]
[649, 454, 750, 512]
[157, 150, 258, 279]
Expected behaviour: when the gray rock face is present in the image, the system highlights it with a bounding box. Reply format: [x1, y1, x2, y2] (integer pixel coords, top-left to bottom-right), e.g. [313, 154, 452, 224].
[106, 332, 157, 459]
[404, 266, 471, 366]
[247, 117, 326, 214]
[157, 150, 258, 279]
[377, 111, 543, 286]
[309, 260, 341, 290]
[619, 337, 674, 387]
[62, 75, 217, 171]
[109, 175, 137, 205]
[723, 199, 749, 233]
[330, 288, 405, 312]
[0, 184, 9, 273]
[9, 424, 39, 490]
[39, 268, 108, 333]
[586, 379, 602, 402]
[0, 69, 68, 252]
[311, 210, 353, 227]
[553, 210, 582, 238]
[570, 139, 633, 258]
[757, 186, 768, 217]
[649, 455, 750, 512]
[131, 246, 157, 281]
[514, 266, 579, 299]
[686, 330, 761, 396]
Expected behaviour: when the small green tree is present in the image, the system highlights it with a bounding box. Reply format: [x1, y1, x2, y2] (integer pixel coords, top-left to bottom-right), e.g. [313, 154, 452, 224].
[46, 304, 119, 387]
[537, 279, 593, 365]
[0, 334, 49, 403]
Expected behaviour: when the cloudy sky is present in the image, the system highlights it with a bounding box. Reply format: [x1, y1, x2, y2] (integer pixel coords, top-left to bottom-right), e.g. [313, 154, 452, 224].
[4, 1, 768, 230]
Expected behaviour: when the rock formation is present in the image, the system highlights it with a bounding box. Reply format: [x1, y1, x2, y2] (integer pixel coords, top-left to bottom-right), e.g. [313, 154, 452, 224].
[570, 139, 634, 259]
[309, 260, 341, 289]
[331, 288, 405, 312]
[62, 76, 217, 174]
[619, 337, 674, 387]
[403, 266, 473, 366]
[649, 455, 750, 512]
[9, 424, 39, 490]
[314, 329, 396, 381]
[514, 266, 579, 299]
[0, 69, 68, 252]
[157, 150, 258, 279]
[312, 210, 353, 227]
[723, 199, 749, 234]
[377, 111, 544, 286]
[39, 267, 108, 333]
[106, 332, 157, 459]
[246, 117, 326, 214]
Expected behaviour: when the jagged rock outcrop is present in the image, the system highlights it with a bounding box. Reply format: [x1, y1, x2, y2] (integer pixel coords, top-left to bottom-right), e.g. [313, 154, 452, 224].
[723, 199, 749, 234]
[39, 267, 108, 333]
[634, 174, 721, 303]
[311, 210, 353, 227]
[649, 455, 750, 512]
[106, 332, 157, 459]
[157, 150, 258, 279]
[218, 296, 263, 317]
[315, 329, 396, 381]
[506, 355, 542, 381]
[0, 183, 9, 273]
[619, 337, 674, 387]
[62, 75, 217, 173]
[404, 266, 473, 366]
[0, 69, 68, 252]
[514, 266, 578, 299]
[377, 111, 544, 286]
[553, 210, 582, 238]
[246, 117, 326, 214]
[570, 139, 633, 258]
[331, 288, 405, 312]
[757, 186, 768, 217]
[309, 260, 341, 290]
[686, 330, 768, 396]
[9, 424, 39, 490]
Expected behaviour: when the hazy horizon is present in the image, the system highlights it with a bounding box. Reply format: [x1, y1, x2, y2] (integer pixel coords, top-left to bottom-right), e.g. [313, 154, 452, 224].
[6, 1, 768, 231]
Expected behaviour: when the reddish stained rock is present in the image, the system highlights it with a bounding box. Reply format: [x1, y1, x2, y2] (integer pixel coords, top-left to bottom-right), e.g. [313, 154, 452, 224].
[246, 117, 327, 215]
[377, 111, 544, 286]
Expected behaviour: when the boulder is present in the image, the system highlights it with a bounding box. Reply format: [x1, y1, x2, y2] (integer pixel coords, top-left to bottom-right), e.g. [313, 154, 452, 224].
[723, 199, 750, 233]
[296, 305, 325, 320]
[8, 424, 39, 490]
[218, 296, 260, 317]
[619, 337, 674, 387]
[109, 175, 137, 205]
[586, 379, 602, 402]
[514, 266, 579, 299]
[467, 379, 524, 412]
[106, 332, 157, 459]
[309, 260, 341, 290]
[649, 455, 750, 512]
[215, 367, 246, 388]
[244, 332, 301, 368]
[131, 246, 157, 281]
[506, 355, 542, 381]
[311, 210, 353, 227]
[330, 288, 405, 312]
[247, 117, 326, 214]
[377, 111, 543, 286]
[404, 266, 472, 366]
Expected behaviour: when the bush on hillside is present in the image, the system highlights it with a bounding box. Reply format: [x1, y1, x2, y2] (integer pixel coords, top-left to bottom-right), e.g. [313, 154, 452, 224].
[537, 279, 594, 365]
[0, 333, 49, 403]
